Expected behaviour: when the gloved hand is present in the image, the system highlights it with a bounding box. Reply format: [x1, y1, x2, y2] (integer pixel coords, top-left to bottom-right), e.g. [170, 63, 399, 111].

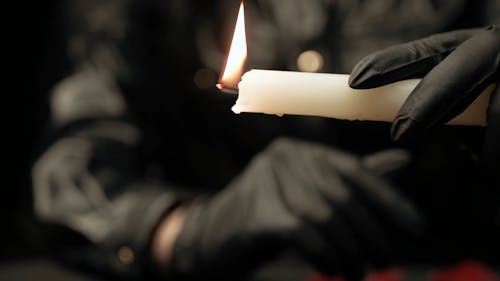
[168, 138, 424, 281]
[349, 25, 500, 142]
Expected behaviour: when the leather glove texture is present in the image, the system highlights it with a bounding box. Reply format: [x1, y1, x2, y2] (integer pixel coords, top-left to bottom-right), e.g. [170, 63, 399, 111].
[170, 138, 424, 281]
[349, 25, 500, 142]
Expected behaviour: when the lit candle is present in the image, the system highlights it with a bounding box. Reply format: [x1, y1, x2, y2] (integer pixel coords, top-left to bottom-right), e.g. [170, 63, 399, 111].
[217, 2, 493, 125]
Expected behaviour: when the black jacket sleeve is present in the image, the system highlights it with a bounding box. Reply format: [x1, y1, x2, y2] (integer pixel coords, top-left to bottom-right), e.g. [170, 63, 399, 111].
[31, 0, 190, 279]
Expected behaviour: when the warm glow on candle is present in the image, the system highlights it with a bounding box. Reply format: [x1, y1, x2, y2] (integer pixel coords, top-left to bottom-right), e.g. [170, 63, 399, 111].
[216, 2, 491, 126]
[216, 2, 247, 91]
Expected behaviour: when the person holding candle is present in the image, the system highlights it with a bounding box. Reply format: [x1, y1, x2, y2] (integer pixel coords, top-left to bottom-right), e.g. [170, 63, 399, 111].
[29, 0, 500, 281]
[31, 2, 427, 281]
[349, 25, 500, 143]
[153, 140, 427, 281]
[349, 24, 500, 187]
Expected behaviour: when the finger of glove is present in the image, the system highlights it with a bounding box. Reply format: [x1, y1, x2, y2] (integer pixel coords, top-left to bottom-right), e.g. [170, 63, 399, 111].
[349, 29, 479, 89]
[315, 182, 393, 270]
[362, 149, 411, 178]
[267, 140, 408, 274]
[299, 152, 393, 264]
[268, 142, 368, 279]
[335, 200, 394, 269]
[391, 26, 500, 142]
[272, 153, 366, 269]
[310, 214, 368, 281]
[287, 169, 368, 279]
[349, 170, 424, 236]
[294, 226, 365, 281]
[322, 150, 425, 235]
[292, 222, 343, 276]
[282, 186, 361, 280]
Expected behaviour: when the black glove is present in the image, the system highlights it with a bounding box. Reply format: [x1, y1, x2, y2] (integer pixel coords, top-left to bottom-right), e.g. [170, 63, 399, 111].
[169, 138, 424, 281]
[349, 25, 500, 142]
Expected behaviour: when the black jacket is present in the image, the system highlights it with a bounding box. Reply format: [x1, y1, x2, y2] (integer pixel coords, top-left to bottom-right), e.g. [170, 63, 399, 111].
[32, 0, 500, 279]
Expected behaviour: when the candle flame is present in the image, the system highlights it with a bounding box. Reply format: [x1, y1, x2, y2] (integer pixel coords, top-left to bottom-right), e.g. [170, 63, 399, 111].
[216, 2, 247, 91]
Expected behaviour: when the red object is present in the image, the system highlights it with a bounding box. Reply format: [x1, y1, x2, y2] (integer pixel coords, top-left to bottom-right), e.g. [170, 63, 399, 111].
[430, 260, 499, 281]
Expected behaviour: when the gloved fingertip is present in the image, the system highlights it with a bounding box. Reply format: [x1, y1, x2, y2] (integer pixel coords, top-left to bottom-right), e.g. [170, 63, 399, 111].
[390, 117, 421, 143]
[349, 56, 378, 89]
[348, 66, 364, 88]
[362, 149, 411, 177]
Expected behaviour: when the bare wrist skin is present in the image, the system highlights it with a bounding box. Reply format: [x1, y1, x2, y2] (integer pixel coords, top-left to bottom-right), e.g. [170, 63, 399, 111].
[151, 205, 188, 269]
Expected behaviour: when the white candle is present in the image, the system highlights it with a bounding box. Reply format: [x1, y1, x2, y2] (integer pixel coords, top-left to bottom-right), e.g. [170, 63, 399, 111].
[218, 3, 493, 126]
[232, 69, 493, 126]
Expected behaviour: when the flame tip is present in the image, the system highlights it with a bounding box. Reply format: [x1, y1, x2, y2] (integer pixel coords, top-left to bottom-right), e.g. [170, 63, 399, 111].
[217, 0, 247, 90]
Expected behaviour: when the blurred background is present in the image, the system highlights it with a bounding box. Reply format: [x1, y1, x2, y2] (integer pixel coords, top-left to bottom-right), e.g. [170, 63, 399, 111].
[4, 0, 500, 280]
[5, 0, 58, 260]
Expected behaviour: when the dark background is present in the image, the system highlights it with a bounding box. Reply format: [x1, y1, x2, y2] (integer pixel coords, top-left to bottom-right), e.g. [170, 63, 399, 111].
[5, 0, 64, 261]
[3, 1, 499, 279]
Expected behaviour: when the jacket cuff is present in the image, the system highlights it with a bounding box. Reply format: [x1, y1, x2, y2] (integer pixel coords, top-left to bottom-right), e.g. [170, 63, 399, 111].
[104, 185, 186, 277]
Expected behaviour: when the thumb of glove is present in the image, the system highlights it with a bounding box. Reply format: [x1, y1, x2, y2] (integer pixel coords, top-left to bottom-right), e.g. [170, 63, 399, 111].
[362, 149, 412, 178]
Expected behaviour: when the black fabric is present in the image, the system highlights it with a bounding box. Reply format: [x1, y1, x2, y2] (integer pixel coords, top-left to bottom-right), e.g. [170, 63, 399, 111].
[32, 112, 188, 279]
[28, 0, 500, 280]
[170, 139, 423, 281]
